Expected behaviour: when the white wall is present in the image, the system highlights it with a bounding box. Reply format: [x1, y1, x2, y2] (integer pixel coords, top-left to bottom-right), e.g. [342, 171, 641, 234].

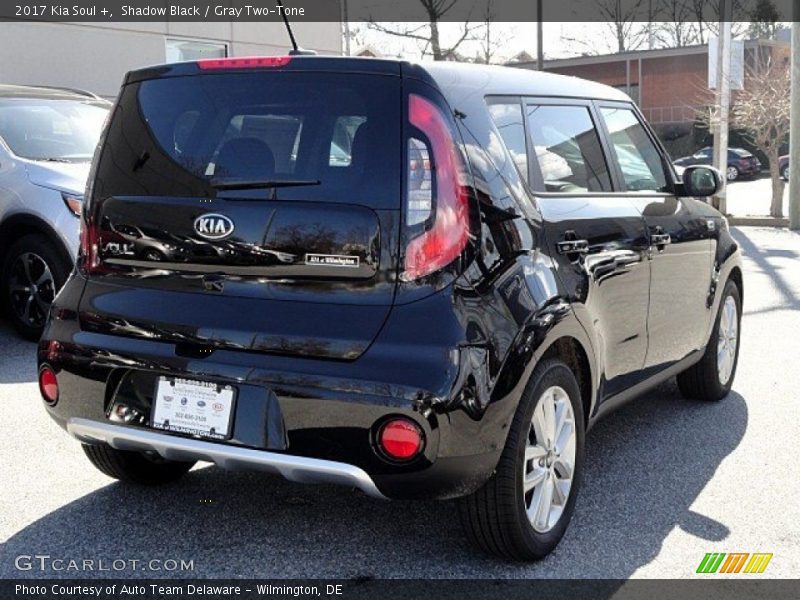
[0, 21, 342, 98]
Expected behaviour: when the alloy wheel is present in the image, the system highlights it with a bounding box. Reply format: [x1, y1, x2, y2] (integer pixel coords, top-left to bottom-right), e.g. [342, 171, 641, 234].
[717, 295, 738, 385]
[523, 385, 577, 533]
[726, 166, 739, 181]
[8, 252, 55, 328]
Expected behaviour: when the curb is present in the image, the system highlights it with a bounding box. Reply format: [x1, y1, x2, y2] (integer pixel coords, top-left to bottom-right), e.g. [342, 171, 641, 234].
[727, 216, 790, 227]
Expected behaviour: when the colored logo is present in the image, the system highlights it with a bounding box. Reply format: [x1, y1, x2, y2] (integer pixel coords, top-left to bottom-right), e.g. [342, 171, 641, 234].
[212, 402, 224, 412]
[180, 397, 188, 406]
[696, 552, 773, 574]
[197, 400, 206, 407]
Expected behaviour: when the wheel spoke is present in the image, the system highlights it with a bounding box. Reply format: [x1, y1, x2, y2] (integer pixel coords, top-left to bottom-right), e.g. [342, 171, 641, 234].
[531, 402, 548, 447]
[554, 419, 574, 456]
[23, 295, 34, 323]
[524, 467, 546, 493]
[533, 477, 554, 530]
[553, 456, 574, 480]
[542, 391, 556, 447]
[552, 477, 569, 506]
[525, 444, 547, 462]
[21, 254, 35, 285]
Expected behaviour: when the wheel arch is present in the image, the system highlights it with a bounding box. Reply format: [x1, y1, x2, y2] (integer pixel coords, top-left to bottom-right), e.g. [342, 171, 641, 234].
[538, 335, 594, 428]
[0, 213, 74, 270]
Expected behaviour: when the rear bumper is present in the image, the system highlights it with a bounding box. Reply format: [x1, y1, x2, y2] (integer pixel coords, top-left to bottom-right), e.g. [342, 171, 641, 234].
[68, 418, 386, 499]
[39, 281, 513, 500]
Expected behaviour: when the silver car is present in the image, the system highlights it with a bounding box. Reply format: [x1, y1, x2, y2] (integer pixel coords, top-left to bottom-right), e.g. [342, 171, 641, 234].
[0, 85, 110, 339]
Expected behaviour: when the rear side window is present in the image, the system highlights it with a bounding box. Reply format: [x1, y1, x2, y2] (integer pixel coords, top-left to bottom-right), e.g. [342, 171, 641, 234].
[525, 105, 611, 193]
[599, 107, 668, 193]
[97, 72, 401, 208]
[487, 101, 528, 183]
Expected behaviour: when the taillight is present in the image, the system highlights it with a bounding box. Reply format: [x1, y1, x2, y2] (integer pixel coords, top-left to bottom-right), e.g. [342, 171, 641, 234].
[197, 56, 292, 70]
[39, 366, 59, 405]
[78, 216, 100, 275]
[378, 418, 424, 461]
[401, 94, 470, 281]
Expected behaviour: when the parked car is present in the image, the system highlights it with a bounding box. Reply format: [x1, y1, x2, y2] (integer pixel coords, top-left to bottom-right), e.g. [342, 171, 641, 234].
[673, 146, 761, 181]
[779, 154, 789, 180]
[0, 85, 110, 339]
[38, 58, 742, 561]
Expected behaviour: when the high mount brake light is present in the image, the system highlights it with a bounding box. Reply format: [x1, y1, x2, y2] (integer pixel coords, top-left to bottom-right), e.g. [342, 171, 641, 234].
[197, 56, 292, 70]
[402, 94, 470, 282]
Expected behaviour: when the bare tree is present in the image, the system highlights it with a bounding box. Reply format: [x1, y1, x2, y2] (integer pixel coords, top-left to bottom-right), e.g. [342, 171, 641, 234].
[596, 0, 650, 53]
[368, 1, 478, 61]
[476, 0, 503, 64]
[730, 61, 790, 217]
[688, 0, 748, 43]
[654, 0, 701, 47]
[746, 0, 786, 40]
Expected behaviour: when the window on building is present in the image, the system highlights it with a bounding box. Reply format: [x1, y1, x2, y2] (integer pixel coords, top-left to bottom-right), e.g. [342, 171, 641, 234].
[487, 101, 529, 183]
[613, 84, 640, 106]
[525, 104, 611, 193]
[166, 38, 228, 63]
[600, 106, 668, 193]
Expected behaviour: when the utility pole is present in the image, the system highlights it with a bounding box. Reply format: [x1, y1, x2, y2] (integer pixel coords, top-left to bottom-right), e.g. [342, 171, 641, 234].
[536, 0, 543, 70]
[712, 0, 732, 214]
[791, 18, 800, 229]
[341, 0, 351, 56]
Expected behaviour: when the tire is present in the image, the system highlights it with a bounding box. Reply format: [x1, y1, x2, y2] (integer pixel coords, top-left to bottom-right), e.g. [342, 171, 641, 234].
[458, 359, 585, 561]
[726, 166, 739, 182]
[82, 443, 195, 485]
[781, 165, 789, 181]
[677, 279, 741, 401]
[0, 234, 71, 341]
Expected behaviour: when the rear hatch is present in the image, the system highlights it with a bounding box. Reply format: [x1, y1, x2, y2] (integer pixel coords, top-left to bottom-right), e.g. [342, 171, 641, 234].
[79, 60, 403, 360]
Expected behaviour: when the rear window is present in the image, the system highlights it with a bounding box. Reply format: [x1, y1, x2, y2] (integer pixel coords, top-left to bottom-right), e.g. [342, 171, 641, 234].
[95, 72, 401, 208]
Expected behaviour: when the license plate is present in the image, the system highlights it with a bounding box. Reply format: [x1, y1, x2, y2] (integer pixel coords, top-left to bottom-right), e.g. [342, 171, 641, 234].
[151, 376, 235, 440]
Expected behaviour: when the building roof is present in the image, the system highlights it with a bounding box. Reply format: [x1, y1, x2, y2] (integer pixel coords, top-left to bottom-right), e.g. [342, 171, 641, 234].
[510, 38, 789, 70]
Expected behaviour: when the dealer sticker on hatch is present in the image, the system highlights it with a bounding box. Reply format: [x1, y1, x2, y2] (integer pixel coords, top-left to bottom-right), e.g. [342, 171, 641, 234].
[151, 376, 235, 440]
[305, 253, 359, 268]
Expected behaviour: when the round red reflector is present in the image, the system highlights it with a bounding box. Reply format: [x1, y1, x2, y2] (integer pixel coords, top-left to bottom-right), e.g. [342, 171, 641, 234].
[39, 367, 59, 405]
[379, 419, 423, 460]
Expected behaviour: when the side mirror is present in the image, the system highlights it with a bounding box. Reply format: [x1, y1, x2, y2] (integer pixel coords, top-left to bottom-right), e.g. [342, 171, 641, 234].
[681, 165, 722, 197]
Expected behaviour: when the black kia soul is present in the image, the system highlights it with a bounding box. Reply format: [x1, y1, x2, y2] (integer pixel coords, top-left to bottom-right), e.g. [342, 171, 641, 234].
[39, 56, 742, 561]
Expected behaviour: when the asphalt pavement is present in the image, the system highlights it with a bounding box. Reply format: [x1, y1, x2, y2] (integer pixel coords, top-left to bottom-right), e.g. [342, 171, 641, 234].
[1, 226, 798, 579]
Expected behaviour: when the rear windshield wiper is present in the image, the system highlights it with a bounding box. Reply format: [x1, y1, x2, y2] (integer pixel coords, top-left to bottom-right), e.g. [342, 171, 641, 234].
[210, 178, 321, 191]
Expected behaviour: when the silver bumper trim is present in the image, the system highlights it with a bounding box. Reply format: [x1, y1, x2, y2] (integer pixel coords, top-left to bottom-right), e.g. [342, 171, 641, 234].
[67, 418, 387, 499]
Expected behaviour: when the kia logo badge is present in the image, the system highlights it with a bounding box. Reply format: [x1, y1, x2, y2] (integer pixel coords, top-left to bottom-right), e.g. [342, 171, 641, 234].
[194, 213, 234, 240]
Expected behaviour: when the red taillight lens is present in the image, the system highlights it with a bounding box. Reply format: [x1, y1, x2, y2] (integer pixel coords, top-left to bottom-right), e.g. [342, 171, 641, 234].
[39, 367, 59, 405]
[402, 94, 470, 281]
[197, 56, 292, 70]
[78, 216, 101, 274]
[378, 418, 424, 460]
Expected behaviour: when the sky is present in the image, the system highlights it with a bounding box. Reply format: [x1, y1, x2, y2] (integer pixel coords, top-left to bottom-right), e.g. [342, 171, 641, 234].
[353, 22, 627, 63]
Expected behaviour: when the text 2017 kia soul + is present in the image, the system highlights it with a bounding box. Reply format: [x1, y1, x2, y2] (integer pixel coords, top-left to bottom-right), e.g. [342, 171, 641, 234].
[39, 56, 742, 561]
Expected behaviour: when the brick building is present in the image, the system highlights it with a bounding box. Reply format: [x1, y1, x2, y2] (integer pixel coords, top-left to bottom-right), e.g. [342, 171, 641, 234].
[510, 38, 790, 157]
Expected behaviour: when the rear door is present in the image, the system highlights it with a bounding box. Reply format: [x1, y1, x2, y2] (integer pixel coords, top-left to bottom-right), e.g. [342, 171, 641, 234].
[515, 98, 652, 399]
[81, 67, 402, 360]
[596, 102, 714, 369]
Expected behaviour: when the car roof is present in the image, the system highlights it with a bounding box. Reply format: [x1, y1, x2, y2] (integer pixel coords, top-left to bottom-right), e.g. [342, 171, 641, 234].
[0, 83, 107, 102]
[419, 61, 631, 102]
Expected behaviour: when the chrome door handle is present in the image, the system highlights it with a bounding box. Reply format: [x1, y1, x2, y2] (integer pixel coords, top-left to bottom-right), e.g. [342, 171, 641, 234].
[557, 239, 589, 255]
[651, 232, 671, 246]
